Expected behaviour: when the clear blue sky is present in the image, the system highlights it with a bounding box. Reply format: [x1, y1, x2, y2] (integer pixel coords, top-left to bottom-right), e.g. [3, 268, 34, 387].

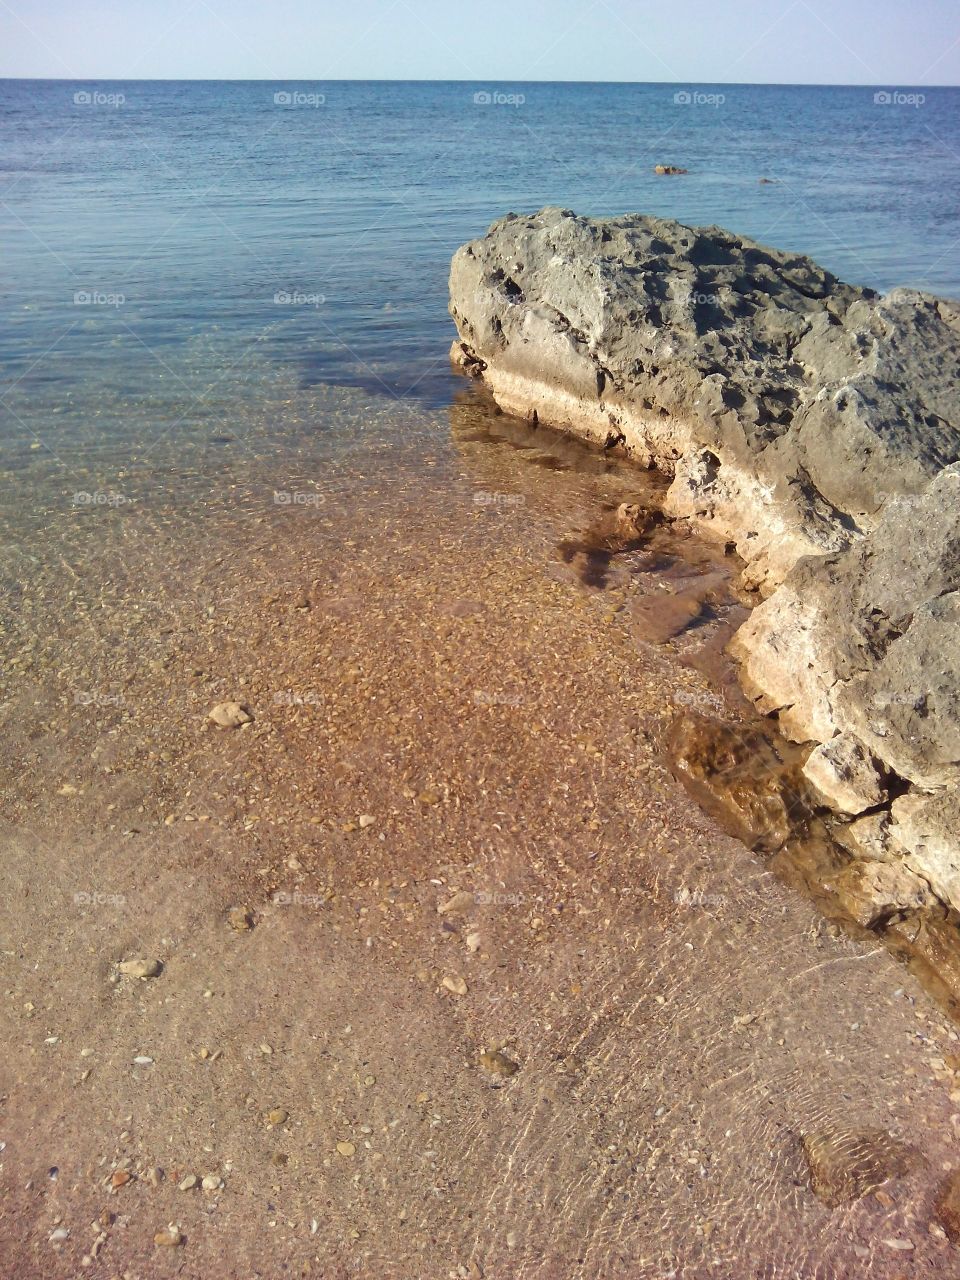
[2, 0, 958, 84]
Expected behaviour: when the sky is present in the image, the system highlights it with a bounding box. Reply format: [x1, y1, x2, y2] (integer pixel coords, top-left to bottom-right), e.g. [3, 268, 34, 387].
[1, 0, 958, 84]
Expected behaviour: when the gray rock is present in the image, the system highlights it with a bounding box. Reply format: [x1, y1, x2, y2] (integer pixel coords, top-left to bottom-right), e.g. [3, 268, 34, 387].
[731, 465, 960, 905]
[449, 207, 960, 593]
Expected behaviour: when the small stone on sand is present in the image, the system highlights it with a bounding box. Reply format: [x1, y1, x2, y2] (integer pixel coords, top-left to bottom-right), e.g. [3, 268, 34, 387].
[480, 1049, 519, 1078]
[154, 1226, 183, 1247]
[228, 906, 255, 931]
[119, 957, 162, 979]
[438, 890, 475, 916]
[208, 702, 253, 729]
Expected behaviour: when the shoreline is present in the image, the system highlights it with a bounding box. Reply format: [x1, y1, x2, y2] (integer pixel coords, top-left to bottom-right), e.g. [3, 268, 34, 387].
[448, 206, 960, 954]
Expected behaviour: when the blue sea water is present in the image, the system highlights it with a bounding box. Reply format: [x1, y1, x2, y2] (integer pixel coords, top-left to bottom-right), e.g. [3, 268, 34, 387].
[1, 79, 958, 442]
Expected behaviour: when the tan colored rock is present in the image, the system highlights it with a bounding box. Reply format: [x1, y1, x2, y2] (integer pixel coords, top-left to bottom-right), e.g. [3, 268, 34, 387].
[831, 812, 895, 862]
[802, 734, 886, 815]
[891, 790, 960, 909]
[154, 1225, 183, 1247]
[479, 1049, 519, 1078]
[118, 957, 162, 979]
[208, 701, 253, 729]
[227, 906, 255, 932]
[827, 860, 931, 928]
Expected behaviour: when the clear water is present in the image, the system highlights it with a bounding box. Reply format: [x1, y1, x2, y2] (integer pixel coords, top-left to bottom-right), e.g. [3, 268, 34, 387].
[1, 79, 959, 445]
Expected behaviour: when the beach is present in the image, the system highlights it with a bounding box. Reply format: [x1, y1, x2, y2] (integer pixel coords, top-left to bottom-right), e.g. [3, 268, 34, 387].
[3, 78, 960, 1278]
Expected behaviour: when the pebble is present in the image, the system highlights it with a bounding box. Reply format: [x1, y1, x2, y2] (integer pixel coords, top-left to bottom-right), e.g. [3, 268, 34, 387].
[465, 932, 482, 953]
[208, 702, 253, 729]
[178, 1174, 199, 1191]
[228, 906, 255, 931]
[145, 1166, 163, 1187]
[336, 1141, 356, 1157]
[267, 1108, 289, 1126]
[119, 957, 162, 979]
[438, 890, 475, 916]
[201, 1174, 224, 1191]
[133, 1055, 154, 1066]
[442, 976, 468, 996]
[49, 1227, 70, 1244]
[358, 814, 376, 828]
[110, 1169, 133, 1189]
[480, 1049, 519, 1078]
[154, 1225, 183, 1247]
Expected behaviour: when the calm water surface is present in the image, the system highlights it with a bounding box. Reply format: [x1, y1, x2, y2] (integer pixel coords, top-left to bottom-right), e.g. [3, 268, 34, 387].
[1, 79, 958, 458]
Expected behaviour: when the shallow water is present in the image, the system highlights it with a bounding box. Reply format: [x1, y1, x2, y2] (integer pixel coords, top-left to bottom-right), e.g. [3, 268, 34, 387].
[3, 381, 960, 1277]
[2, 79, 959, 447]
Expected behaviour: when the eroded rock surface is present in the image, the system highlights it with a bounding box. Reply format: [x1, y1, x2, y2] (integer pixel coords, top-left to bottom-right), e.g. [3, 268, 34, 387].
[450, 209, 960, 916]
[732, 465, 960, 907]
[449, 207, 960, 594]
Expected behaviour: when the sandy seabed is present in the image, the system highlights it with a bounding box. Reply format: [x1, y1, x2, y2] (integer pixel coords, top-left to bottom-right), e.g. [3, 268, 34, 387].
[2, 383, 959, 1279]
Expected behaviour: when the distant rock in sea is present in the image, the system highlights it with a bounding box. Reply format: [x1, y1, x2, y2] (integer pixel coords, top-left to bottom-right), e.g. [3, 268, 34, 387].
[449, 207, 960, 913]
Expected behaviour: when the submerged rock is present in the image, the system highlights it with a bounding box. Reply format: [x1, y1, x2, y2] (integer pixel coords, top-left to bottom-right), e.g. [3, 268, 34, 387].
[208, 701, 253, 729]
[665, 710, 807, 852]
[801, 1127, 918, 1208]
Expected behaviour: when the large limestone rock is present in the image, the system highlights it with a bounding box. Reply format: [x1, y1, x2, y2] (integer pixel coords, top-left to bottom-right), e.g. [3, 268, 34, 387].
[449, 208, 960, 911]
[449, 207, 960, 593]
[730, 465, 960, 904]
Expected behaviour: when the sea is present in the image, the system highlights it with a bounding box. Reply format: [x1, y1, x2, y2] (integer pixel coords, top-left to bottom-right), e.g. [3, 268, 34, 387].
[1, 79, 958, 444]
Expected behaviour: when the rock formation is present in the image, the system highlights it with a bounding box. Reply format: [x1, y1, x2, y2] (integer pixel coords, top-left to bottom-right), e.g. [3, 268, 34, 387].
[449, 207, 960, 914]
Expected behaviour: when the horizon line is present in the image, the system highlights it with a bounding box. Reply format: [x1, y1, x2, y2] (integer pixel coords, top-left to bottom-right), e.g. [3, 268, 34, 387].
[1, 76, 957, 89]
